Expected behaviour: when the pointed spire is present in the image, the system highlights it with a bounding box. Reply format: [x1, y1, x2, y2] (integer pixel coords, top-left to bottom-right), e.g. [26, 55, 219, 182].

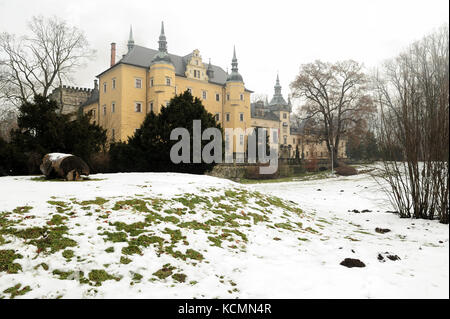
[127, 25, 135, 52]
[269, 72, 287, 107]
[151, 21, 172, 65]
[231, 46, 238, 72]
[158, 21, 167, 53]
[274, 72, 282, 95]
[227, 46, 243, 83]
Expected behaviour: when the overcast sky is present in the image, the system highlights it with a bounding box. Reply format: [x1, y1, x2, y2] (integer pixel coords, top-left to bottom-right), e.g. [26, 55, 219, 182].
[0, 0, 448, 104]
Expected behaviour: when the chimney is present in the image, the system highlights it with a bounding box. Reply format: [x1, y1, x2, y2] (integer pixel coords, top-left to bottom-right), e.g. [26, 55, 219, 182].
[110, 42, 116, 66]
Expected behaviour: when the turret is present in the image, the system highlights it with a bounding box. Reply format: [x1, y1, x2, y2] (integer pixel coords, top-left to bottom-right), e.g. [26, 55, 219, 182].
[151, 21, 173, 65]
[226, 46, 243, 83]
[148, 21, 175, 114]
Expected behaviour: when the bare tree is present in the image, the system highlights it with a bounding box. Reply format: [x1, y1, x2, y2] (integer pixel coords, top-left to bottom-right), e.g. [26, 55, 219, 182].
[251, 93, 268, 103]
[375, 26, 449, 224]
[290, 60, 374, 167]
[0, 15, 95, 110]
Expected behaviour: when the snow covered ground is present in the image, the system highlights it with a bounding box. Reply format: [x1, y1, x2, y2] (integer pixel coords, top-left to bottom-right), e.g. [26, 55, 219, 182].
[0, 167, 448, 299]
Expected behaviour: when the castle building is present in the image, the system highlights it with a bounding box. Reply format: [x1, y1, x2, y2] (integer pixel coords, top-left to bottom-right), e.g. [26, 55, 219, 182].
[48, 84, 97, 117]
[83, 22, 251, 153]
[251, 74, 347, 160]
[83, 22, 346, 160]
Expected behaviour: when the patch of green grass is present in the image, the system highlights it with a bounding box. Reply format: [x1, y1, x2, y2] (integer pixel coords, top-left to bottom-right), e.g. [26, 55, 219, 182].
[101, 231, 128, 243]
[121, 245, 142, 255]
[12, 206, 33, 214]
[179, 221, 210, 231]
[208, 236, 222, 247]
[120, 256, 132, 264]
[112, 222, 147, 236]
[12, 227, 47, 239]
[3, 283, 31, 298]
[274, 223, 293, 231]
[163, 216, 180, 224]
[131, 272, 143, 283]
[223, 229, 248, 242]
[62, 249, 74, 260]
[0, 250, 23, 274]
[52, 269, 75, 280]
[35, 263, 49, 271]
[304, 227, 319, 234]
[172, 273, 187, 283]
[105, 247, 114, 253]
[78, 197, 108, 206]
[153, 264, 175, 280]
[88, 269, 120, 286]
[248, 213, 268, 224]
[185, 249, 204, 261]
[48, 214, 68, 226]
[163, 228, 185, 244]
[47, 200, 70, 208]
[28, 226, 77, 253]
[132, 234, 164, 247]
[112, 199, 149, 212]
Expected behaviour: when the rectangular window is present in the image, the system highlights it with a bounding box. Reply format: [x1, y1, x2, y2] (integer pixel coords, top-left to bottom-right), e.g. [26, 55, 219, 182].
[283, 113, 287, 119]
[135, 78, 142, 89]
[150, 78, 154, 87]
[202, 91, 207, 99]
[149, 101, 154, 113]
[166, 77, 171, 86]
[103, 105, 106, 115]
[293, 138, 296, 144]
[239, 113, 244, 122]
[215, 93, 220, 102]
[111, 102, 115, 113]
[284, 136, 287, 144]
[226, 113, 230, 122]
[227, 94, 230, 101]
[112, 78, 116, 89]
[240, 94, 244, 101]
[215, 113, 220, 121]
[103, 82, 107, 93]
[135, 102, 142, 113]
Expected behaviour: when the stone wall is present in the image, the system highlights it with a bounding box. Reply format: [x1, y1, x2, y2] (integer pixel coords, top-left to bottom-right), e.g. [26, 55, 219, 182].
[48, 86, 94, 116]
[207, 163, 305, 181]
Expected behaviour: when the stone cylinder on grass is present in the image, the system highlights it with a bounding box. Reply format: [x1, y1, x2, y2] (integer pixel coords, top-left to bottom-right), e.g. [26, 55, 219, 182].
[40, 153, 90, 181]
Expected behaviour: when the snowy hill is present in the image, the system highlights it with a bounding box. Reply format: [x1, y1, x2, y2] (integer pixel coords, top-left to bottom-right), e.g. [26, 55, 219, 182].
[0, 171, 448, 298]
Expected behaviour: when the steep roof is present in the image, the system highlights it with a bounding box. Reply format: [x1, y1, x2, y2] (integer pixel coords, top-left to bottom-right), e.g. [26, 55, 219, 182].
[98, 45, 230, 86]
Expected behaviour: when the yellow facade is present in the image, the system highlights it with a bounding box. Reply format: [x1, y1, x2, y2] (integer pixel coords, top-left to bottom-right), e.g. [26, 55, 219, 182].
[84, 23, 346, 160]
